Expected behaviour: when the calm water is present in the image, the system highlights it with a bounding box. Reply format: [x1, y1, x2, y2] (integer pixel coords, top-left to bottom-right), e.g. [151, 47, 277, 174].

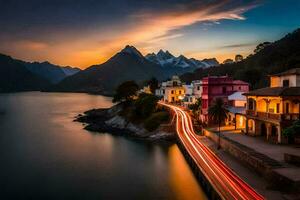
[0, 92, 207, 200]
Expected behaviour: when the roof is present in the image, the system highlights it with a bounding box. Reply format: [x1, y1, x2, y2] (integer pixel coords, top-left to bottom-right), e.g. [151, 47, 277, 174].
[232, 80, 249, 85]
[227, 106, 246, 114]
[228, 92, 247, 101]
[272, 68, 300, 76]
[244, 87, 300, 96]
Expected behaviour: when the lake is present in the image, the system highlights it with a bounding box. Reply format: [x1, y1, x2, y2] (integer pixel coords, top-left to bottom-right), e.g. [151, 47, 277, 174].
[0, 92, 207, 200]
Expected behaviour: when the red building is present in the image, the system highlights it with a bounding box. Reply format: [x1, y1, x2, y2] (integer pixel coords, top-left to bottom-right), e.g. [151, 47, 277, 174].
[201, 76, 249, 123]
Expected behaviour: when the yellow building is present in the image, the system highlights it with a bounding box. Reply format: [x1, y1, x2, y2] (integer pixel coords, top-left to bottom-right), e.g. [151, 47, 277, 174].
[156, 75, 185, 103]
[244, 68, 300, 144]
[164, 86, 185, 102]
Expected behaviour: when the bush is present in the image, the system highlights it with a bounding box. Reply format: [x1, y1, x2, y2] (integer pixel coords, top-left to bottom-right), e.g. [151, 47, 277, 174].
[144, 111, 169, 132]
[283, 120, 300, 143]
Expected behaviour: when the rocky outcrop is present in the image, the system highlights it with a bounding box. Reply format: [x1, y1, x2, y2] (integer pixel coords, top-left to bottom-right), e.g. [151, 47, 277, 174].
[75, 104, 175, 141]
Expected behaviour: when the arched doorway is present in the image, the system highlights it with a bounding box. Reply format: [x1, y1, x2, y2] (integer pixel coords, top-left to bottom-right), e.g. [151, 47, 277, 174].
[261, 123, 267, 137]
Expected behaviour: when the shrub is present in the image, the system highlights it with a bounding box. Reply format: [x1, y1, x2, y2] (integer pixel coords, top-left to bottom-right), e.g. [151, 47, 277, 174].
[283, 120, 300, 143]
[144, 111, 169, 132]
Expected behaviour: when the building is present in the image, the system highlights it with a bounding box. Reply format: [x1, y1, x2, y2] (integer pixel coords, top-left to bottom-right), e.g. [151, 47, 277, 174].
[155, 75, 185, 103]
[140, 85, 152, 94]
[182, 84, 195, 106]
[201, 76, 249, 123]
[227, 92, 247, 130]
[192, 80, 202, 99]
[244, 68, 300, 144]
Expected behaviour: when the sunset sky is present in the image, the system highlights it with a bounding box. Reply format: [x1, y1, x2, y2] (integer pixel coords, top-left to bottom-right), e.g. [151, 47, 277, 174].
[0, 0, 300, 69]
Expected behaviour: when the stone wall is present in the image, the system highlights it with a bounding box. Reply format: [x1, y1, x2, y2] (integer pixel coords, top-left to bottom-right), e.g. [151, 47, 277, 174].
[203, 129, 297, 191]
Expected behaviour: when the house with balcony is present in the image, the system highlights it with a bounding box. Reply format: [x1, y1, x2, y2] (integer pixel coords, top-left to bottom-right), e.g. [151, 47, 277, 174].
[201, 75, 249, 123]
[244, 68, 300, 144]
[155, 75, 185, 103]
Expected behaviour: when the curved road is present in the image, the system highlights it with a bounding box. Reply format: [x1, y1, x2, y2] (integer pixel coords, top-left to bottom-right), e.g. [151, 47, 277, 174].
[159, 102, 265, 200]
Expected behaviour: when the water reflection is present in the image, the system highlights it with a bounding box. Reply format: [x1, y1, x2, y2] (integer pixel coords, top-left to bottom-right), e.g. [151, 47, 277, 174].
[0, 92, 207, 199]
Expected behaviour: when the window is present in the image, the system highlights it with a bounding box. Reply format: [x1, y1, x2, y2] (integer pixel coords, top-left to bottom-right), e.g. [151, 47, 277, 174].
[283, 80, 289, 87]
[162, 89, 165, 94]
[197, 86, 200, 90]
[286, 103, 289, 113]
[179, 90, 181, 94]
[171, 90, 174, 94]
[276, 103, 280, 113]
[173, 81, 178, 86]
[239, 86, 241, 90]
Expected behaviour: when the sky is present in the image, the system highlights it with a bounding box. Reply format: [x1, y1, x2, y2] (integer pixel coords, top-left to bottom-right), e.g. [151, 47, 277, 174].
[0, 0, 300, 68]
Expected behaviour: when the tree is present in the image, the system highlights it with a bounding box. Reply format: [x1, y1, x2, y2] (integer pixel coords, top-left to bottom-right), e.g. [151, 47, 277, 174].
[254, 42, 271, 54]
[283, 120, 300, 143]
[147, 77, 159, 94]
[134, 93, 158, 119]
[113, 81, 139, 103]
[188, 98, 202, 122]
[208, 98, 228, 149]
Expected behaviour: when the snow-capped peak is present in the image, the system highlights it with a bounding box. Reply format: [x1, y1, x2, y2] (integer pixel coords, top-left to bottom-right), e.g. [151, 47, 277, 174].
[145, 49, 219, 69]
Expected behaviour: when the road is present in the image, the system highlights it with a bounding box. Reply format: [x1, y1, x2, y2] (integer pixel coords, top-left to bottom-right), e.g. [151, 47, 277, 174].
[159, 102, 265, 200]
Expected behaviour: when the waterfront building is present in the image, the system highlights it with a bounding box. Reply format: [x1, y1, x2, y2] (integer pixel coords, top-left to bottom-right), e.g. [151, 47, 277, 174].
[244, 68, 300, 144]
[201, 75, 249, 123]
[155, 75, 185, 103]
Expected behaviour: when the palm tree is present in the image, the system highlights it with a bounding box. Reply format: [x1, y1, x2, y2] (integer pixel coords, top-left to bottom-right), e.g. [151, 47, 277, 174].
[189, 98, 202, 123]
[208, 98, 228, 149]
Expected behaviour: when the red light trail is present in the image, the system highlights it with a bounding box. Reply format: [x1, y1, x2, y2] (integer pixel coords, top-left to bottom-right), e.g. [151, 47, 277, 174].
[159, 102, 265, 200]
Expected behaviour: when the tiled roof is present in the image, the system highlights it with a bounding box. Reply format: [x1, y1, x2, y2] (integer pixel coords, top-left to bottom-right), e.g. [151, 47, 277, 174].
[244, 87, 300, 96]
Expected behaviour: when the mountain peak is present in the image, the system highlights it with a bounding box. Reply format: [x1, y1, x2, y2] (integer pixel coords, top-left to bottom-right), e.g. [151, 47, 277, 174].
[121, 45, 144, 59]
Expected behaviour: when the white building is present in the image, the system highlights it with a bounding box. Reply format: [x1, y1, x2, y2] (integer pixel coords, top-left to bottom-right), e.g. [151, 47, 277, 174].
[155, 76, 185, 103]
[192, 80, 202, 99]
[227, 91, 247, 130]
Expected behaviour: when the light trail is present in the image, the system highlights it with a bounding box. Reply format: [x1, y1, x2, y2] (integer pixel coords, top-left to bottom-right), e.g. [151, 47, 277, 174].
[159, 102, 265, 200]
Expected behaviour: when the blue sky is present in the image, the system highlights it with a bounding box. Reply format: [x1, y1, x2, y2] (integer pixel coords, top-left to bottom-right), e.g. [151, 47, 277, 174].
[0, 0, 299, 68]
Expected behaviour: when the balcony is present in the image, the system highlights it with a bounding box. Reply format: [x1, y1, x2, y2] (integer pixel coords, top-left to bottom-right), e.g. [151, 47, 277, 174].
[246, 110, 299, 121]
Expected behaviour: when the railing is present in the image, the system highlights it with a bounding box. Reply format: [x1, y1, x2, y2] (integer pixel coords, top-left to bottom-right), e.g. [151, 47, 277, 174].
[246, 110, 256, 116]
[246, 110, 300, 121]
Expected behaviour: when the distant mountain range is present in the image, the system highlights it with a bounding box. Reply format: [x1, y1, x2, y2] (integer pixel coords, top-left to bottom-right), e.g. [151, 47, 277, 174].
[181, 28, 300, 89]
[0, 53, 80, 92]
[3, 27, 300, 94]
[146, 50, 219, 69]
[47, 46, 219, 95]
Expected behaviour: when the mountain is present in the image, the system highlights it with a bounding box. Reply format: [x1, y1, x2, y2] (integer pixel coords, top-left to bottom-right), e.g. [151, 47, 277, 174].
[145, 50, 219, 69]
[48, 45, 169, 95]
[61, 66, 81, 76]
[0, 54, 50, 92]
[23, 61, 66, 84]
[180, 28, 300, 89]
[22, 61, 80, 84]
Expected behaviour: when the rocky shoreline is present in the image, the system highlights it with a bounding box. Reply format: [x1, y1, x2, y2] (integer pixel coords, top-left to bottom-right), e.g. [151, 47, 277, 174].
[75, 104, 176, 142]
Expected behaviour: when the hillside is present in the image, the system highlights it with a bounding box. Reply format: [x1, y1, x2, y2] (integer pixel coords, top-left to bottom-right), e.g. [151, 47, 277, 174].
[181, 28, 300, 89]
[0, 54, 50, 92]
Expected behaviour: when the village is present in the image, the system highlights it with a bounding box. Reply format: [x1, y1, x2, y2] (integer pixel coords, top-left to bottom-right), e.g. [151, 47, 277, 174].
[140, 68, 300, 198]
